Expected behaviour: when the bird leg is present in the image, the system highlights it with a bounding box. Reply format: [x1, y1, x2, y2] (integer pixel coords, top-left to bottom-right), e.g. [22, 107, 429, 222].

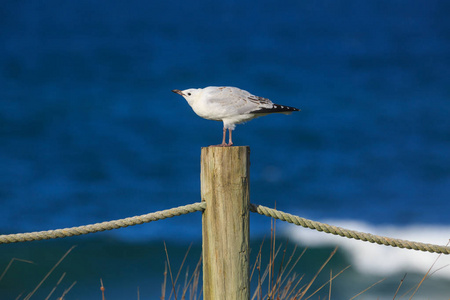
[213, 128, 234, 147]
[228, 129, 233, 146]
[213, 127, 233, 147]
[215, 127, 228, 147]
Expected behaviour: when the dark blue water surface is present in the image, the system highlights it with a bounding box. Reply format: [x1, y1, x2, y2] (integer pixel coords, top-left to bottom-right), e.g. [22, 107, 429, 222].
[1, 1, 450, 299]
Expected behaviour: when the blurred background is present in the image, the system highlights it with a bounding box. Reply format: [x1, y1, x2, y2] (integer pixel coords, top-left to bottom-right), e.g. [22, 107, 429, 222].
[1, 0, 449, 299]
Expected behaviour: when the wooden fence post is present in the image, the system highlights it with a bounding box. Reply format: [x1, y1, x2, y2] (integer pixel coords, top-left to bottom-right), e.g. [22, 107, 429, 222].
[201, 146, 250, 300]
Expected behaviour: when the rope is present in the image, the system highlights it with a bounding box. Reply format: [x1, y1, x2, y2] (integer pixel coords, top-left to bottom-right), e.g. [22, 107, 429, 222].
[2, 201, 449, 255]
[249, 203, 450, 255]
[0, 202, 206, 244]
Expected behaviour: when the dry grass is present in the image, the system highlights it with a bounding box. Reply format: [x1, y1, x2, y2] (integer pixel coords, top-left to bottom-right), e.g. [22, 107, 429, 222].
[1, 246, 76, 300]
[1, 238, 447, 299]
[159, 239, 379, 300]
[158, 221, 448, 299]
[393, 242, 450, 300]
[0, 258, 34, 282]
[250, 218, 351, 300]
[161, 242, 202, 300]
[100, 278, 106, 300]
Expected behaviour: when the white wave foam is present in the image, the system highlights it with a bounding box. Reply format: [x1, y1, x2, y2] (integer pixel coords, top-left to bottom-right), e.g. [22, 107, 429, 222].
[284, 219, 450, 278]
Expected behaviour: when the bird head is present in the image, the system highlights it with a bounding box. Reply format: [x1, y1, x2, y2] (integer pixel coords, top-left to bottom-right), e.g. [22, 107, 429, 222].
[172, 88, 199, 105]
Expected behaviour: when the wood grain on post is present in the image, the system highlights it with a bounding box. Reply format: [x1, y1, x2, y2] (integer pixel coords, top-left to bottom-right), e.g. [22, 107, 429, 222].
[201, 146, 250, 300]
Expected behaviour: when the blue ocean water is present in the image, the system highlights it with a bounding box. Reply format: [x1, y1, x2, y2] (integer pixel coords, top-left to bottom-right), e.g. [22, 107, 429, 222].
[1, 1, 450, 299]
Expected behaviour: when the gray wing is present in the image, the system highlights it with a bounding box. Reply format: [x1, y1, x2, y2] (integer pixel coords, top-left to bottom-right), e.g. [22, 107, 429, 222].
[204, 86, 274, 115]
[216, 87, 300, 114]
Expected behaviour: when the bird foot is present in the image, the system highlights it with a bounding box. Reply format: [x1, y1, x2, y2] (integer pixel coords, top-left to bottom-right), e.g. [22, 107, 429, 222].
[211, 143, 233, 147]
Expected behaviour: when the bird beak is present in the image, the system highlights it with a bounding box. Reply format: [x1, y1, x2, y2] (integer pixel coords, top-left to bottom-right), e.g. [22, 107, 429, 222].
[172, 89, 184, 96]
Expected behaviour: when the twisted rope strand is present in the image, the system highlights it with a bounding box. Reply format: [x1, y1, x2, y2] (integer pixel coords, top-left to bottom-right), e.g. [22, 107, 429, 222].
[0, 202, 206, 244]
[2, 201, 449, 255]
[249, 203, 450, 255]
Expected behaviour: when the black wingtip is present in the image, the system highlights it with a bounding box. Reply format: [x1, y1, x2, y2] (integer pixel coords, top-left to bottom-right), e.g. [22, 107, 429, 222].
[251, 104, 300, 114]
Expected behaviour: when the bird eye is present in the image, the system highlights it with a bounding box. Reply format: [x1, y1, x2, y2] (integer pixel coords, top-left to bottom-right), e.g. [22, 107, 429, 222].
[187, 93, 191, 96]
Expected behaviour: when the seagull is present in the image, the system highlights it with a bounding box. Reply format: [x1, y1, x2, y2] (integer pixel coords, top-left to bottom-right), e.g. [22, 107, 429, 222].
[172, 86, 300, 146]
